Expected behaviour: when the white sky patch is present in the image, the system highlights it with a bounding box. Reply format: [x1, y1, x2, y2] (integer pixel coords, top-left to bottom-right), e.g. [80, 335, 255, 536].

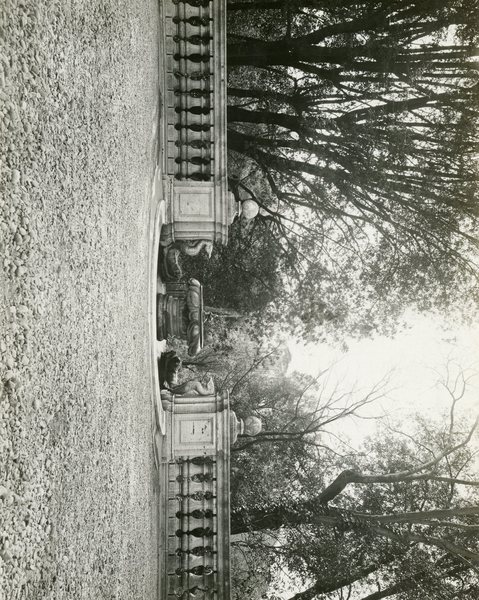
[287, 312, 479, 443]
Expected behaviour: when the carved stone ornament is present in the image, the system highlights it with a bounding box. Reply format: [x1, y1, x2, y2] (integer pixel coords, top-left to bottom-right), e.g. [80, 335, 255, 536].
[185, 278, 203, 356]
[243, 415, 262, 436]
[169, 376, 214, 396]
[159, 237, 213, 283]
[158, 350, 181, 389]
[157, 279, 204, 356]
[230, 413, 262, 444]
[241, 198, 260, 220]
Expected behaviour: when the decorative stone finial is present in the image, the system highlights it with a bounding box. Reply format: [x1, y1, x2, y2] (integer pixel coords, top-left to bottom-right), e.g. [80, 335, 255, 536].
[230, 413, 262, 444]
[243, 415, 262, 436]
[241, 199, 259, 220]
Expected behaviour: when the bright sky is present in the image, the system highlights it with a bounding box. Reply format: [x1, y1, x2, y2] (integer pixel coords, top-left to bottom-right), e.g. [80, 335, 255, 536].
[287, 311, 479, 445]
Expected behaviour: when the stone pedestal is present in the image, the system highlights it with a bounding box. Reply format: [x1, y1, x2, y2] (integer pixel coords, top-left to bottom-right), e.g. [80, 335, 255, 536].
[157, 278, 203, 356]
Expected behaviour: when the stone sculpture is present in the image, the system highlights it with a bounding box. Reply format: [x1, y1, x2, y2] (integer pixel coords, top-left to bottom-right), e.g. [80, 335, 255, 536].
[157, 278, 204, 356]
[169, 376, 214, 397]
[159, 239, 213, 282]
[158, 350, 182, 389]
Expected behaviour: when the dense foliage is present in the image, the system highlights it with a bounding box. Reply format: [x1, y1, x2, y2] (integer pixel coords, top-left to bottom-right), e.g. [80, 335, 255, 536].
[186, 0, 479, 341]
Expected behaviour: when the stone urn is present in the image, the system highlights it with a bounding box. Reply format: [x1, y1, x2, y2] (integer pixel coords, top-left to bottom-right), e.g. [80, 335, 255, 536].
[157, 278, 203, 356]
[230, 414, 262, 444]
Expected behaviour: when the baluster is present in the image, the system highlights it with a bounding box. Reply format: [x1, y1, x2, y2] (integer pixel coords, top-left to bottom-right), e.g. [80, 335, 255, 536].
[175, 172, 210, 181]
[173, 0, 210, 6]
[174, 34, 211, 46]
[174, 53, 211, 64]
[173, 16, 210, 26]
[175, 157, 211, 166]
[175, 106, 211, 116]
[175, 527, 215, 538]
[175, 124, 212, 133]
[175, 140, 210, 150]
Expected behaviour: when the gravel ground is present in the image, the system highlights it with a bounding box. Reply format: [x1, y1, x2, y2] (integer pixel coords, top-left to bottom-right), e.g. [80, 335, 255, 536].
[0, 1, 160, 599]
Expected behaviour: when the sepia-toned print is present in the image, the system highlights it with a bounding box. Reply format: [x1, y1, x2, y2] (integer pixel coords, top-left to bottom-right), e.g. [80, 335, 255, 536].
[1, 1, 478, 599]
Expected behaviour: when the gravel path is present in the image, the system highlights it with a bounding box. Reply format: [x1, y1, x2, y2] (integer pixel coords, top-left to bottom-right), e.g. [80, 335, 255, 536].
[1, 1, 160, 598]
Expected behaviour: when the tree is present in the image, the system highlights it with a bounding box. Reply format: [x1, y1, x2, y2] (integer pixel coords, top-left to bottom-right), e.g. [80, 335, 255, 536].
[229, 366, 479, 600]
[220, 0, 479, 340]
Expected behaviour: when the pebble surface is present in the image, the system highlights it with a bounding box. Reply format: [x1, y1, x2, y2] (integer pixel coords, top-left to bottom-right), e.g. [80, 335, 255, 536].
[0, 1, 160, 599]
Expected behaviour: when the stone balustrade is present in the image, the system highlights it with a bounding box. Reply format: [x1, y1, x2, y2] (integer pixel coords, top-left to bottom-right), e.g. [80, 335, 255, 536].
[156, 387, 262, 600]
[155, 3, 258, 599]
[160, 0, 236, 246]
[158, 390, 239, 600]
